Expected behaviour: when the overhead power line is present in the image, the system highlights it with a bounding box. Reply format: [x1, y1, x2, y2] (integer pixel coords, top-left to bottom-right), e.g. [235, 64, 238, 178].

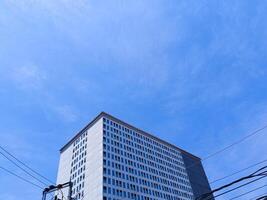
[0, 145, 64, 199]
[229, 184, 267, 200]
[188, 124, 267, 170]
[189, 158, 267, 193]
[211, 176, 267, 200]
[202, 175, 267, 200]
[202, 124, 267, 161]
[256, 196, 267, 200]
[0, 166, 43, 189]
[249, 193, 267, 200]
[196, 166, 267, 200]
[0, 145, 54, 184]
[0, 150, 49, 187]
[210, 158, 267, 184]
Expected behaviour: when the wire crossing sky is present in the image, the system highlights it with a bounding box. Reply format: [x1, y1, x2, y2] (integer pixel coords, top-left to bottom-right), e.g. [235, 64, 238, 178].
[1, 1, 267, 200]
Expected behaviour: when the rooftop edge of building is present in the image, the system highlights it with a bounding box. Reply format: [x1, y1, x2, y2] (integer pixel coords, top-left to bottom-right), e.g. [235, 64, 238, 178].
[60, 112, 201, 161]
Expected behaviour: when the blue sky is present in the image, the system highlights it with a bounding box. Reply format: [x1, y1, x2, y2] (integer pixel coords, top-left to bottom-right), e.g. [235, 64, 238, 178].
[0, 0, 267, 199]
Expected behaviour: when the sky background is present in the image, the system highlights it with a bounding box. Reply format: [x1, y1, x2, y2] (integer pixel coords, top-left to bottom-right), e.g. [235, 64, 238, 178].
[0, 0, 267, 199]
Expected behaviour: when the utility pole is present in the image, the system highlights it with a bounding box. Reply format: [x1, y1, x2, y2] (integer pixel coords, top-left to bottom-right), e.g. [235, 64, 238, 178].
[42, 182, 73, 200]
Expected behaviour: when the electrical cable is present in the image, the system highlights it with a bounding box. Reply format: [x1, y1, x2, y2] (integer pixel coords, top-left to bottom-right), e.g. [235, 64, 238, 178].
[214, 176, 267, 199]
[0, 145, 54, 184]
[202, 125, 267, 161]
[0, 165, 43, 189]
[210, 158, 267, 184]
[188, 124, 267, 170]
[189, 125, 267, 199]
[196, 166, 267, 200]
[202, 175, 267, 200]
[229, 184, 267, 200]
[256, 196, 267, 200]
[249, 193, 267, 200]
[0, 150, 49, 186]
[189, 159, 267, 192]
[0, 145, 66, 200]
[212, 166, 267, 194]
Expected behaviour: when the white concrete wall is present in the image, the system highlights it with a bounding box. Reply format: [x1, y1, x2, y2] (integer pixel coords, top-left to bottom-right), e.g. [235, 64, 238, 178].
[56, 143, 73, 198]
[56, 117, 103, 200]
[84, 118, 103, 200]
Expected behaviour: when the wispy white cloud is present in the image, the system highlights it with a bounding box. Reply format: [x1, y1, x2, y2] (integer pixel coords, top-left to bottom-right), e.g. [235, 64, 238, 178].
[0, 131, 35, 159]
[160, 1, 267, 114]
[53, 104, 78, 122]
[9, 65, 47, 90]
[3, 0, 182, 96]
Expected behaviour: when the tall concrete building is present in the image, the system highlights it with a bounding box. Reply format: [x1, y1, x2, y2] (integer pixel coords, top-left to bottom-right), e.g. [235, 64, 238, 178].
[57, 112, 213, 200]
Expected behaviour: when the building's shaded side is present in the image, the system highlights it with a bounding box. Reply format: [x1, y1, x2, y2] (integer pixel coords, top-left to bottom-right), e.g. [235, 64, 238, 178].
[182, 153, 214, 200]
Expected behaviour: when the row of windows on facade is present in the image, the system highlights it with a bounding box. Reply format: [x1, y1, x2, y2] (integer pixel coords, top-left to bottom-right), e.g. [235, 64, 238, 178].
[72, 183, 85, 198]
[103, 134, 191, 190]
[70, 158, 86, 180]
[103, 144, 188, 182]
[103, 126, 184, 163]
[73, 131, 88, 146]
[71, 164, 86, 179]
[103, 135, 184, 167]
[73, 140, 87, 154]
[72, 144, 87, 158]
[103, 156, 190, 188]
[71, 169, 86, 197]
[75, 191, 84, 200]
[103, 168, 191, 196]
[102, 119, 193, 197]
[103, 186, 194, 200]
[103, 197, 191, 200]
[71, 153, 87, 168]
[71, 135, 87, 185]
[103, 141, 186, 175]
[70, 157, 86, 183]
[103, 175, 192, 194]
[103, 125, 182, 162]
[71, 137, 87, 174]
[103, 118, 182, 158]
[71, 150, 87, 177]
[72, 173, 85, 186]
[103, 134, 185, 172]
[70, 133, 88, 200]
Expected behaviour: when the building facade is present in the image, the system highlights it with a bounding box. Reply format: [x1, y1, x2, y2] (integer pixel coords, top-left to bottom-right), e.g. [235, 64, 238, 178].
[57, 112, 213, 200]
